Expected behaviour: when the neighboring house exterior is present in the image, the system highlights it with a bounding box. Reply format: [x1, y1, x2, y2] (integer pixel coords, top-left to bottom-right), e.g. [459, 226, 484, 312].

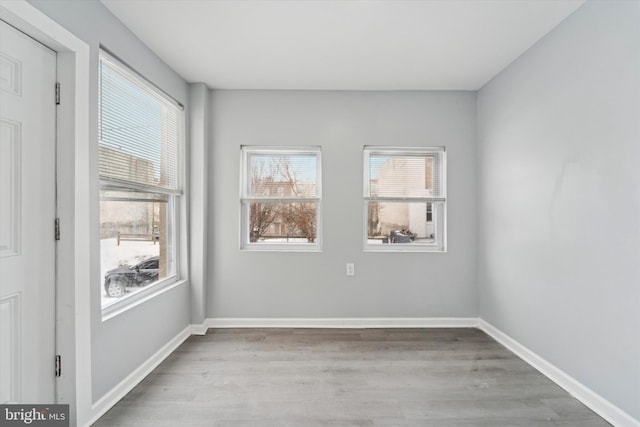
[373, 157, 434, 239]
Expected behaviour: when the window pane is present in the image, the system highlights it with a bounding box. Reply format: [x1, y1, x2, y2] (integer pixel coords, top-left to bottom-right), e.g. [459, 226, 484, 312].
[248, 153, 317, 198]
[248, 201, 317, 243]
[367, 201, 436, 244]
[369, 154, 441, 198]
[100, 190, 175, 307]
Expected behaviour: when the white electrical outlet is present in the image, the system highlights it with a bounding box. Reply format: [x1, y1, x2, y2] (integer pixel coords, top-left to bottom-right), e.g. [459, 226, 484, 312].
[346, 263, 355, 276]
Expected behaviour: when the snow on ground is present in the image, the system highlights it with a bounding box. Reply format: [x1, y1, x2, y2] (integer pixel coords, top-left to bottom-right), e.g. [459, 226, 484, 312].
[100, 238, 159, 306]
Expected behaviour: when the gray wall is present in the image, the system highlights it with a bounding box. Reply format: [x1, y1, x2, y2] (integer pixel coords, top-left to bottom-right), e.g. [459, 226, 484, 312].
[478, 0, 640, 420]
[189, 83, 210, 325]
[209, 90, 478, 318]
[29, 0, 191, 402]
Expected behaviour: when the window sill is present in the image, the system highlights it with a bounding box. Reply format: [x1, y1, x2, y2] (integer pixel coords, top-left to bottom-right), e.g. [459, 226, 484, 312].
[364, 245, 446, 253]
[241, 245, 323, 252]
[101, 277, 187, 321]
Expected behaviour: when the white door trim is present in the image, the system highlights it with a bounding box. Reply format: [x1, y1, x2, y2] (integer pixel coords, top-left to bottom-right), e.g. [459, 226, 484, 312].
[0, 2, 91, 425]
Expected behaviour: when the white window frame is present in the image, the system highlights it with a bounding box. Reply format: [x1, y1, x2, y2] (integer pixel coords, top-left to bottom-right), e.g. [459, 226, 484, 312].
[363, 146, 447, 252]
[98, 49, 185, 317]
[240, 146, 322, 251]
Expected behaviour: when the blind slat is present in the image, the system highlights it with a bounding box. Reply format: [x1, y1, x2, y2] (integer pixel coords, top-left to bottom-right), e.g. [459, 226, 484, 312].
[365, 148, 445, 199]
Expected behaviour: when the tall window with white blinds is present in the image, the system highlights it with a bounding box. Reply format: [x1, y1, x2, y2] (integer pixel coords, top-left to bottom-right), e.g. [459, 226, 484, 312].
[364, 146, 446, 251]
[98, 50, 184, 312]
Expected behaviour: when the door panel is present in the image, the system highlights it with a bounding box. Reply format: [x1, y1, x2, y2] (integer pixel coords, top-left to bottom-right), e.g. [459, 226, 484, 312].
[0, 20, 56, 404]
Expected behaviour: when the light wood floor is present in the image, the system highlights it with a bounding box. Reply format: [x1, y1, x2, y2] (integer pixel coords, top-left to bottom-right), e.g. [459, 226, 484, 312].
[94, 328, 609, 426]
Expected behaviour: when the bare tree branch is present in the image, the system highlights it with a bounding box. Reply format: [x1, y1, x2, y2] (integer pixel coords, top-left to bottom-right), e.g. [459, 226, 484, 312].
[248, 155, 317, 242]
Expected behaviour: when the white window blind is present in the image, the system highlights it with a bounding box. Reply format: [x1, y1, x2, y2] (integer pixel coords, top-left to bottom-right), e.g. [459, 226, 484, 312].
[98, 50, 182, 194]
[365, 148, 445, 200]
[245, 151, 319, 199]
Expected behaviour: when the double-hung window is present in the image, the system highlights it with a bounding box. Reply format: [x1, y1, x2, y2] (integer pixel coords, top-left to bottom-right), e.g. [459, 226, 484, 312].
[98, 50, 184, 311]
[364, 146, 446, 251]
[240, 146, 322, 250]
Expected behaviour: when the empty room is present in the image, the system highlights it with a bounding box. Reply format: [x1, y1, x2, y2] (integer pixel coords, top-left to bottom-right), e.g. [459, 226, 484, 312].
[0, 0, 638, 426]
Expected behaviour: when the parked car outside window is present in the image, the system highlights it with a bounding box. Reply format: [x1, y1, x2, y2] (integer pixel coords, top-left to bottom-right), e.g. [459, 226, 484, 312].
[104, 256, 159, 298]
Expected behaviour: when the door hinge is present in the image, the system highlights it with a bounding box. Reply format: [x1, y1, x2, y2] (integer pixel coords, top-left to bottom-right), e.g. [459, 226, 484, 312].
[55, 218, 60, 241]
[55, 355, 61, 377]
[55, 82, 60, 105]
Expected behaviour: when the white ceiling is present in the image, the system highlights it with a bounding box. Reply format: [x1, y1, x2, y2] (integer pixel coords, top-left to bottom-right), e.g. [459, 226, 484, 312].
[101, 0, 585, 91]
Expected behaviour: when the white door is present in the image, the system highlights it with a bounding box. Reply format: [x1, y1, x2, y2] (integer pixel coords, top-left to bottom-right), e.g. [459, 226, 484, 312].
[0, 20, 57, 404]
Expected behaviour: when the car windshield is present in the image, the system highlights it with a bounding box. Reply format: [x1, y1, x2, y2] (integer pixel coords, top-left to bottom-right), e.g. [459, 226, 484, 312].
[137, 259, 158, 269]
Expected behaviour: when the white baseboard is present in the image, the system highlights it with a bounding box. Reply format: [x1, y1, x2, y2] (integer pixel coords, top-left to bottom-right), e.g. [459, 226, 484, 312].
[190, 323, 208, 335]
[479, 319, 640, 427]
[87, 325, 192, 426]
[202, 317, 479, 329]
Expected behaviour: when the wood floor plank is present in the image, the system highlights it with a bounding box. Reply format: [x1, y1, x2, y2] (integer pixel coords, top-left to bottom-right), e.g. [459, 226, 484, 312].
[93, 328, 610, 426]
